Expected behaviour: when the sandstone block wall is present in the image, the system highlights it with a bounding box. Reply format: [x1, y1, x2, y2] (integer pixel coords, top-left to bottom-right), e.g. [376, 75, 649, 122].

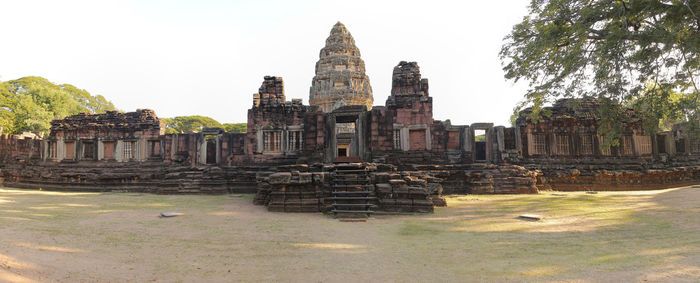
[0, 161, 263, 194]
[253, 163, 445, 214]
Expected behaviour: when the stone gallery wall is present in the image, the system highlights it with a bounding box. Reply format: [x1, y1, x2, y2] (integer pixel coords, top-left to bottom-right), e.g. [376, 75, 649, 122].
[0, 161, 262, 194]
[1, 53, 699, 197]
[513, 98, 700, 190]
[0, 134, 42, 163]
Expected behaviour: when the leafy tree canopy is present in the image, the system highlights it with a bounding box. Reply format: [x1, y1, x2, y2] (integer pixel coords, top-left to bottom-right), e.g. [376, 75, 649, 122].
[161, 116, 221, 134]
[162, 117, 246, 134]
[222, 123, 247, 133]
[0, 76, 116, 135]
[501, 0, 699, 140]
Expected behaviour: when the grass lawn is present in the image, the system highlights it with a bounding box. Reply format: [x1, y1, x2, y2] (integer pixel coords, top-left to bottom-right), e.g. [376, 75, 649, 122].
[0, 186, 698, 282]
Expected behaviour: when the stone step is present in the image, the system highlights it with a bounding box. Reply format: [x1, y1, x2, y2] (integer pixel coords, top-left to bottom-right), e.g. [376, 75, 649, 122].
[335, 169, 367, 173]
[331, 210, 374, 214]
[332, 191, 373, 194]
[332, 196, 377, 200]
[332, 184, 373, 188]
[332, 203, 376, 207]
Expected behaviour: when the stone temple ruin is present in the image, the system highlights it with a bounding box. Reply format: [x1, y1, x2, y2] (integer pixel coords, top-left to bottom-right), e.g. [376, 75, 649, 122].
[1, 22, 699, 216]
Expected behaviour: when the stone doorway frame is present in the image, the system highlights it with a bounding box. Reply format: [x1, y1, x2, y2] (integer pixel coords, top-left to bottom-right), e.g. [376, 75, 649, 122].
[325, 105, 369, 163]
[469, 123, 494, 163]
[198, 127, 224, 165]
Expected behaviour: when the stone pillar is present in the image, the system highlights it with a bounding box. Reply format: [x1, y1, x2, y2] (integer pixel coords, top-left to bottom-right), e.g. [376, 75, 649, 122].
[41, 140, 48, 161]
[171, 134, 178, 160]
[496, 126, 505, 163]
[326, 118, 337, 162]
[198, 135, 207, 165]
[514, 126, 522, 157]
[215, 135, 221, 165]
[255, 128, 263, 154]
[400, 127, 410, 151]
[496, 126, 505, 152]
[57, 138, 65, 161]
[425, 128, 432, 151]
[485, 127, 493, 163]
[98, 139, 104, 160]
[140, 137, 147, 161]
[665, 132, 676, 156]
[464, 126, 472, 152]
[281, 128, 287, 154]
[115, 140, 124, 162]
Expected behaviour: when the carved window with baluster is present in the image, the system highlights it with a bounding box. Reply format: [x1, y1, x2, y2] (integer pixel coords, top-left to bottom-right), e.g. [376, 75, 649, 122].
[393, 129, 402, 150]
[263, 131, 281, 152]
[287, 131, 303, 152]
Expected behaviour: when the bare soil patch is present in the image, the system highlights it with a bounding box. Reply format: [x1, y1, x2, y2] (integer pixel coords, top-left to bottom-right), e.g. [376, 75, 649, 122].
[1, 186, 698, 282]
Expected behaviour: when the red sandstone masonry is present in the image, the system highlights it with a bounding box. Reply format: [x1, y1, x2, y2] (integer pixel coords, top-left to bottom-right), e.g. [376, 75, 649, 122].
[1, 61, 699, 197]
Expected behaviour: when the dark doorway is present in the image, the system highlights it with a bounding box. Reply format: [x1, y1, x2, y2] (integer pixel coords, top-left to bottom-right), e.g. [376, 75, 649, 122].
[657, 134, 666, 154]
[335, 118, 356, 158]
[82, 142, 95, 160]
[206, 138, 216, 164]
[474, 129, 486, 161]
[475, 142, 486, 161]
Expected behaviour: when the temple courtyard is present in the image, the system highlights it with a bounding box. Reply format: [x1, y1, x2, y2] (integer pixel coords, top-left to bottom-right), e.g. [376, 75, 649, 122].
[0, 187, 698, 282]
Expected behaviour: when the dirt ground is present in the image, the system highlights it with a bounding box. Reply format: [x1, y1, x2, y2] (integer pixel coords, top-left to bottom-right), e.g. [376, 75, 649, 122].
[0, 186, 698, 283]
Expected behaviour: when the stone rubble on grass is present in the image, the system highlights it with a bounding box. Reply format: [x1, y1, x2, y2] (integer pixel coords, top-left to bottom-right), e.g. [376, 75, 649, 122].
[160, 212, 185, 218]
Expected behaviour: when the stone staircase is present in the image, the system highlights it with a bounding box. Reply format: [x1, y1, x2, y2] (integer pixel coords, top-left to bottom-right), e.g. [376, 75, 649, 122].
[330, 163, 376, 218]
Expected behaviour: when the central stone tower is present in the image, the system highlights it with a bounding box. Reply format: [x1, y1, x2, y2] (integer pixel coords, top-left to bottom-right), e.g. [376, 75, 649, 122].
[309, 22, 373, 113]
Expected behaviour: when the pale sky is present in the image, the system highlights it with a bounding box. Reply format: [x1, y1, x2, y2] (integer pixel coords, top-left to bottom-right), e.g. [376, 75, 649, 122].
[1, 0, 530, 126]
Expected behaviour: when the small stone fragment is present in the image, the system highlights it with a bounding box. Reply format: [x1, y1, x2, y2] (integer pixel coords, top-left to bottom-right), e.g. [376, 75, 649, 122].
[160, 212, 184, 218]
[518, 214, 543, 221]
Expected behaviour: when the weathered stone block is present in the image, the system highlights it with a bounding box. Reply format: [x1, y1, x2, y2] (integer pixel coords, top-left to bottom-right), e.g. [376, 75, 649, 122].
[298, 173, 312, 184]
[269, 172, 292, 184]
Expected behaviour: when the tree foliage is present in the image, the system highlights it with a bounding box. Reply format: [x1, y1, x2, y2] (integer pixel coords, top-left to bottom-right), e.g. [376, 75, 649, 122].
[222, 123, 247, 133]
[161, 116, 222, 134]
[161, 116, 247, 134]
[501, 0, 699, 138]
[0, 76, 116, 135]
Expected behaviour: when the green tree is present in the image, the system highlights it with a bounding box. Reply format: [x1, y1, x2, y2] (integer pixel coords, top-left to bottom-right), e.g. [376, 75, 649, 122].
[630, 82, 699, 131]
[222, 123, 247, 133]
[162, 116, 223, 134]
[0, 76, 117, 135]
[501, 0, 699, 141]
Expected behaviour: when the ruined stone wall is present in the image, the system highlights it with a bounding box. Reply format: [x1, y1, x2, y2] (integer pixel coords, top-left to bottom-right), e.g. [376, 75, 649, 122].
[159, 132, 248, 167]
[509, 98, 700, 190]
[528, 162, 700, 191]
[516, 98, 652, 160]
[2, 62, 699, 197]
[0, 160, 264, 194]
[366, 61, 462, 164]
[368, 107, 394, 152]
[0, 135, 42, 163]
[162, 133, 197, 166]
[253, 163, 444, 213]
[246, 76, 326, 164]
[50, 109, 163, 138]
[410, 164, 539, 194]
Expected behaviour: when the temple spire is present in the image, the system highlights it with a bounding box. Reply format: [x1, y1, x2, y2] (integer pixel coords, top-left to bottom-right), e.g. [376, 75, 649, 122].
[309, 22, 373, 113]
